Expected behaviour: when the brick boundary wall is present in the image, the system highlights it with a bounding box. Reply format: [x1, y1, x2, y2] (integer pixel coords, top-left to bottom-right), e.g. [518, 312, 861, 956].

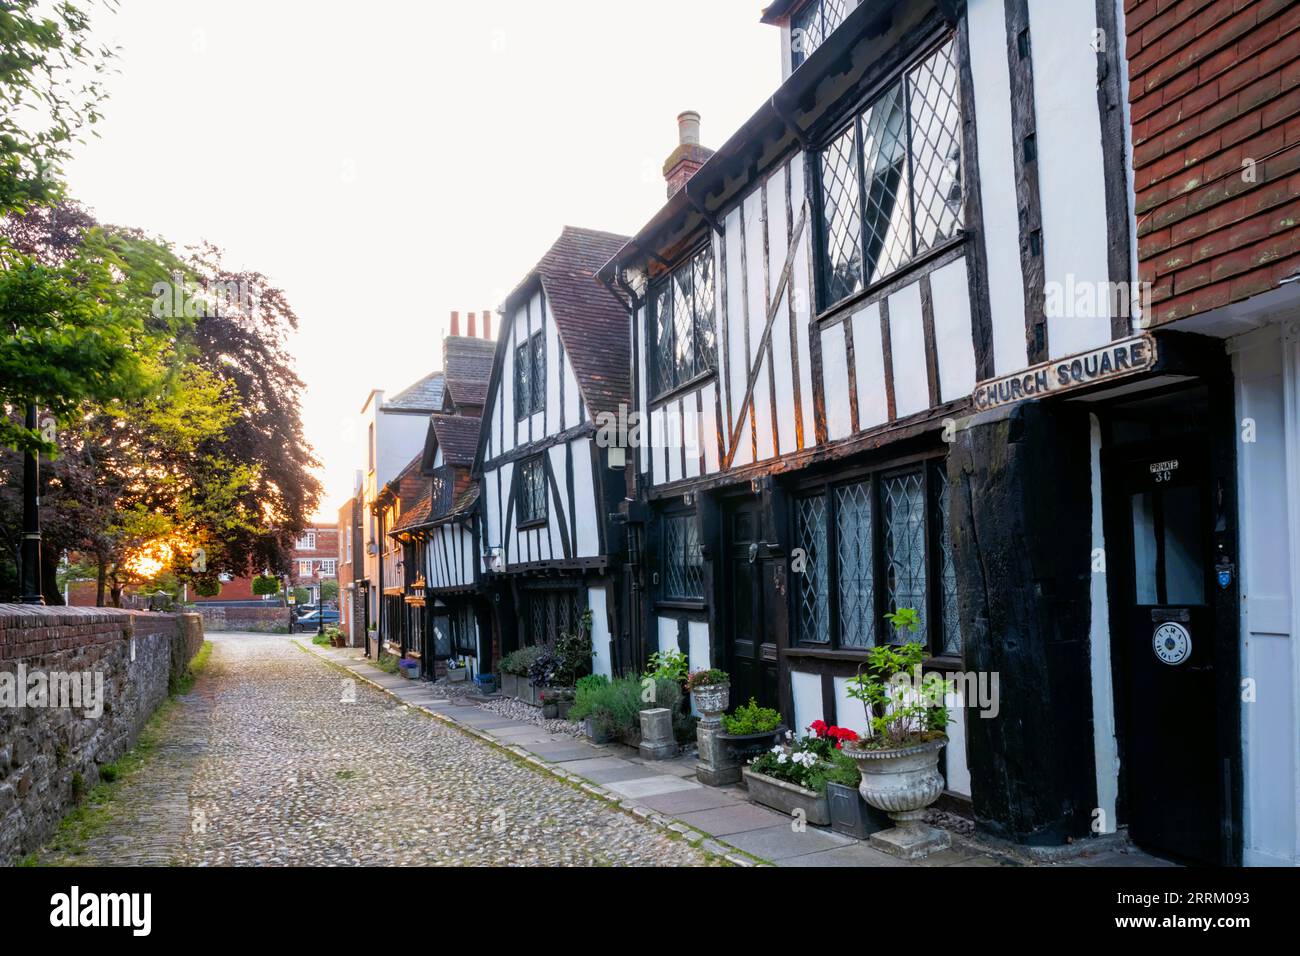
[194, 604, 290, 633]
[0, 605, 204, 864]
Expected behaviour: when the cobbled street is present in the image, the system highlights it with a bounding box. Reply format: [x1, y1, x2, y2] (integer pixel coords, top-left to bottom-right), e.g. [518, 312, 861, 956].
[38, 634, 712, 866]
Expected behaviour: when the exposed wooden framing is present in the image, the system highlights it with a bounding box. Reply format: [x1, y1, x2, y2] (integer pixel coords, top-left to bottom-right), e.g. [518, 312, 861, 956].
[723, 207, 809, 469]
[696, 388, 706, 477]
[482, 421, 596, 471]
[955, 12, 997, 382]
[878, 296, 899, 422]
[661, 397, 969, 500]
[919, 272, 942, 408]
[589, 437, 607, 556]
[843, 316, 861, 434]
[787, 161, 807, 452]
[1004, 0, 1048, 364]
[718, 226, 733, 442]
[1095, 0, 1134, 340]
[762, 183, 781, 458]
[565, 440, 578, 557]
[738, 199, 758, 464]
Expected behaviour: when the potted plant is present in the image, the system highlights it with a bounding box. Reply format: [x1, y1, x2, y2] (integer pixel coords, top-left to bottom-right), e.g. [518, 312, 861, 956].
[685, 668, 730, 716]
[398, 657, 420, 680]
[446, 658, 468, 683]
[539, 688, 573, 719]
[801, 722, 892, 840]
[841, 610, 954, 859]
[743, 735, 831, 825]
[719, 697, 784, 764]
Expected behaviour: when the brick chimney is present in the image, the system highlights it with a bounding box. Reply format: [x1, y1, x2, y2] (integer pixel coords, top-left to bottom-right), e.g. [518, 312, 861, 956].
[483, 309, 493, 340]
[467, 312, 477, 337]
[663, 111, 715, 199]
[450, 310, 460, 336]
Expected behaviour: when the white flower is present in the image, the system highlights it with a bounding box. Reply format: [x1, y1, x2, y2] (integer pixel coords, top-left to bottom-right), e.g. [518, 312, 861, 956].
[769, 745, 783, 755]
[776, 753, 789, 764]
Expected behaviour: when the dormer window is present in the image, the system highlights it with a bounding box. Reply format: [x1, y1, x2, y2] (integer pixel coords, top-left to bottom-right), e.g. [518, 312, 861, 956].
[816, 38, 963, 311]
[791, 0, 859, 71]
[650, 244, 716, 397]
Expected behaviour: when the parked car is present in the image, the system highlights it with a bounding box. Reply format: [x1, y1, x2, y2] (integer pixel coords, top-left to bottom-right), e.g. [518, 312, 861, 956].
[295, 608, 339, 627]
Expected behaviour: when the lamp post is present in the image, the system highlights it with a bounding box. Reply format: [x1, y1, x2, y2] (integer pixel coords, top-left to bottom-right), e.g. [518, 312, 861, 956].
[316, 568, 325, 636]
[20, 403, 44, 605]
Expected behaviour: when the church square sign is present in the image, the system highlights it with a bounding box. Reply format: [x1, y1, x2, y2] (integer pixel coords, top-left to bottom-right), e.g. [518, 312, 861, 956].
[972, 335, 1158, 411]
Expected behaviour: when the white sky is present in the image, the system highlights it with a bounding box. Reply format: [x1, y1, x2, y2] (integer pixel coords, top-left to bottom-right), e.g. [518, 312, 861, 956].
[64, 0, 779, 521]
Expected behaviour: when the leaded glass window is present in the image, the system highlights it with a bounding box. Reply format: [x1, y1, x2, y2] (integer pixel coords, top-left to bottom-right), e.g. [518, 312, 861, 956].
[817, 38, 963, 310]
[518, 456, 547, 525]
[525, 589, 583, 646]
[514, 331, 545, 418]
[791, 0, 858, 70]
[795, 494, 830, 643]
[663, 514, 704, 600]
[933, 466, 960, 656]
[835, 480, 874, 648]
[649, 245, 716, 395]
[882, 470, 927, 645]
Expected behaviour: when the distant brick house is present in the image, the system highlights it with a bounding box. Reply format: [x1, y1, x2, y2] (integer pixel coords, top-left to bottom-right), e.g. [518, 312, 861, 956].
[288, 525, 339, 605]
[337, 485, 364, 645]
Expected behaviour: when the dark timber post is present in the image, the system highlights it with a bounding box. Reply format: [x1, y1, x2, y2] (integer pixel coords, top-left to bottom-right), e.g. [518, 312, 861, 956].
[20, 404, 44, 605]
[947, 400, 1098, 847]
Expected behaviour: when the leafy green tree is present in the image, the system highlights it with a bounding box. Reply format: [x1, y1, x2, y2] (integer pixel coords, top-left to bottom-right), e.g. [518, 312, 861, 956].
[320, 579, 339, 603]
[252, 574, 281, 597]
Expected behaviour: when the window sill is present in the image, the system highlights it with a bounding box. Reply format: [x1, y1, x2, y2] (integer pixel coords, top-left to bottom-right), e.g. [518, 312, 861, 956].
[517, 518, 548, 531]
[814, 232, 968, 325]
[654, 599, 706, 612]
[648, 369, 718, 409]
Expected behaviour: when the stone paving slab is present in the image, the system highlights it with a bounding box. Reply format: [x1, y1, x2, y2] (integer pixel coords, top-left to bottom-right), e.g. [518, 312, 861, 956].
[675, 803, 790, 836]
[603, 776, 702, 800]
[779, 843, 909, 867]
[721, 823, 855, 861]
[527, 742, 605, 762]
[583, 765, 666, 785]
[637, 787, 745, 815]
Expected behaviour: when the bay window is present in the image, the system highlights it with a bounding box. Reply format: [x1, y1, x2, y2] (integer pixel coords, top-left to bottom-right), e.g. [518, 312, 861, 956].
[651, 244, 716, 396]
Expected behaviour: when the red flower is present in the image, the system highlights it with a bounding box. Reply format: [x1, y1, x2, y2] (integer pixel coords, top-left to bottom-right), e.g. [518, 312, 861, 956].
[808, 720, 829, 738]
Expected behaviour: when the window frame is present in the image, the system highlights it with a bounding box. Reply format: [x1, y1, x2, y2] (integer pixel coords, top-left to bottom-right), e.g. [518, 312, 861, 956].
[647, 241, 717, 401]
[660, 510, 705, 604]
[812, 32, 965, 316]
[790, 0, 859, 72]
[514, 330, 546, 420]
[516, 455, 548, 529]
[788, 456, 960, 662]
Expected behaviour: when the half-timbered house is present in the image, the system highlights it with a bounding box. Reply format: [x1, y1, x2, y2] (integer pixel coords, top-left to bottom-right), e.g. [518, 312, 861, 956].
[598, 0, 1267, 864]
[386, 319, 496, 680]
[475, 227, 633, 678]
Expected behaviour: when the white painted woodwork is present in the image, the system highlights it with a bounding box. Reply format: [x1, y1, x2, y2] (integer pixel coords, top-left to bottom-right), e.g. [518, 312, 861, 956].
[888, 282, 930, 419]
[967, 0, 1029, 377]
[790, 671, 822, 737]
[1028, 0, 1113, 359]
[821, 324, 852, 441]
[930, 256, 979, 403]
[851, 302, 890, 430]
[589, 586, 613, 679]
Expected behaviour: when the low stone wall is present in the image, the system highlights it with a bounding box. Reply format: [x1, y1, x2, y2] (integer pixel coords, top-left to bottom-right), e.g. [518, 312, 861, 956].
[0, 604, 204, 864]
[194, 604, 288, 633]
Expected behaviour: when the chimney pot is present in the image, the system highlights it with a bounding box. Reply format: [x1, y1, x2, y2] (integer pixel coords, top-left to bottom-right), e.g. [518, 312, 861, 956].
[450, 310, 460, 337]
[678, 110, 701, 146]
[484, 311, 493, 339]
[468, 312, 477, 337]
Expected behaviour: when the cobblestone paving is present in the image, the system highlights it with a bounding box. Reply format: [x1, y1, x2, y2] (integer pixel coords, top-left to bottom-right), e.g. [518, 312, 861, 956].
[40, 633, 713, 867]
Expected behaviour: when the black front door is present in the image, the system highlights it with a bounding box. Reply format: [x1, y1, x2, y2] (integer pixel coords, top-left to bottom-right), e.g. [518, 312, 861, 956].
[429, 609, 451, 680]
[1104, 437, 1223, 864]
[725, 497, 777, 711]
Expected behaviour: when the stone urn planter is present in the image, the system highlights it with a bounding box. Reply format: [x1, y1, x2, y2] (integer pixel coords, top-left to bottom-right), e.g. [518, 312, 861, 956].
[742, 767, 830, 826]
[719, 727, 784, 765]
[843, 736, 950, 859]
[690, 683, 729, 716]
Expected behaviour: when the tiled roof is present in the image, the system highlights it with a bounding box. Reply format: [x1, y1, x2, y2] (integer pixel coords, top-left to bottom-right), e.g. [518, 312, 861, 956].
[508, 227, 632, 417]
[443, 336, 495, 410]
[386, 371, 445, 412]
[390, 487, 431, 534]
[429, 415, 481, 467]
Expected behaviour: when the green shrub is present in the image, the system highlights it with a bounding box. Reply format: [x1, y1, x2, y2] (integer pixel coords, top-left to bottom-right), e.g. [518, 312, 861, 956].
[569, 676, 644, 739]
[500, 645, 543, 676]
[643, 648, 688, 684]
[721, 697, 782, 735]
[252, 574, 280, 597]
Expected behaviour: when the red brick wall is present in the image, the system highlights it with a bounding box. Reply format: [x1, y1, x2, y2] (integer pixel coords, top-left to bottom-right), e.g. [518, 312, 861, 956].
[1129, 0, 1300, 324]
